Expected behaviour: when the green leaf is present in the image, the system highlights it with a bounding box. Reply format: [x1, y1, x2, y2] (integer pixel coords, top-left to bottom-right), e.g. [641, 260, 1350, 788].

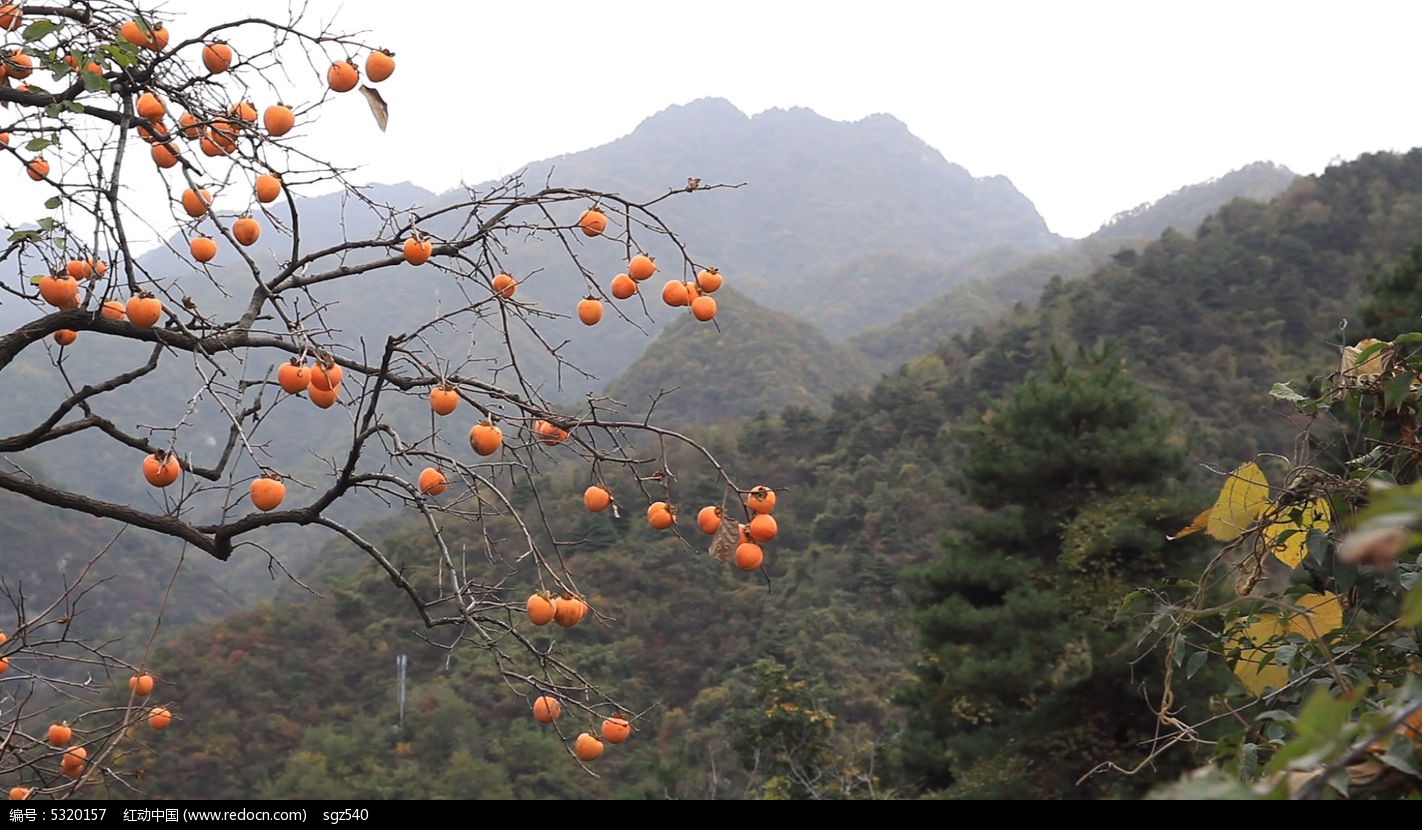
[1402, 582, 1422, 626]
[37, 217, 56, 232]
[1185, 648, 1209, 679]
[1384, 373, 1414, 412]
[27, 274, 43, 285]
[24, 137, 51, 152]
[10, 230, 41, 243]
[99, 42, 140, 68]
[81, 71, 109, 93]
[1356, 340, 1390, 365]
[43, 196, 60, 210]
[1377, 735, 1422, 777]
[21, 19, 60, 41]
[1293, 684, 1354, 744]
[1394, 332, 1422, 344]
[1269, 382, 1306, 402]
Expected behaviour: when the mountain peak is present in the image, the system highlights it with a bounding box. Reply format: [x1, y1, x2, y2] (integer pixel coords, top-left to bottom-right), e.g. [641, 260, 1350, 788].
[630, 97, 749, 137]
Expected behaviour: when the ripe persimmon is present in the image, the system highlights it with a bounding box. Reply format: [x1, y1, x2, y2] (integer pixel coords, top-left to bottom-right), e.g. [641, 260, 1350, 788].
[403, 236, 433, 265]
[129, 673, 155, 696]
[696, 267, 723, 293]
[136, 120, 169, 144]
[5, 49, 31, 79]
[577, 297, 603, 326]
[190, 236, 218, 263]
[327, 59, 359, 92]
[628, 253, 656, 281]
[119, 19, 168, 50]
[661, 279, 689, 307]
[148, 706, 172, 729]
[746, 485, 777, 514]
[533, 419, 568, 445]
[177, 111, 202, 139]
[26, 156, 49, 181]
[470, 420, 503, 456]
[430, 384, 458, 415]
[696, 505, 722, 535]
[574, 732, 604, 761]
[0, 5, 20, 31]
[8, 786, 29, 800]
[233, 216, 260, 246]
[136, 91, 165, 120]
[203, 134, 230, 158]
[578, 208, 607, 237]
[747, 512, 778, 543]
[526, 592, 556, 625]
[126, 294, 163, 328]
[263, 103, 295, 137]
[609, 273, 636, 299]
[417, 467, 447, 496]
[151, 141, 180, 168]
[277, 360, 309, 393]
[309, 360, 343, 392]
[47, 722, 72, 747]
[601, 715, 632, 744]
[228, 101, 257, 124]
[37, 274, 79, 308]
[491, 272, 516, 299]
[60, 746, 86, 777]
[554, 594, 587, 627]
[532, 695, 562, 723]
[202, 41, 232, 74]
[307, 382, 339, 408]
[365, 49, 395, 82]
[249, 476, 285, 511]
[255, 173, 283, 204]
[583, 485, 612, 512]
[101, 300, 126, 320]
[735, 541, 764, 571]
[181, 187, 213, 218]
[143, 452, 180, 487]
[647, 502, 674, 530]
[53, 329, 77, 346]
[690, 295, 717, 322]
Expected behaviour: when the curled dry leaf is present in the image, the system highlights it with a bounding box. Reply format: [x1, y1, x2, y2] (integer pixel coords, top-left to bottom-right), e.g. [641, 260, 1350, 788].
[709, 510, 740, 563]
[359, 85, 388, 132]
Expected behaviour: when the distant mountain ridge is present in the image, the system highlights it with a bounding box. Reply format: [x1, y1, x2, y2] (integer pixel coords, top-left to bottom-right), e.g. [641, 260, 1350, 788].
[507, 98, 1064, 340]
[845, 161, 1299, 373]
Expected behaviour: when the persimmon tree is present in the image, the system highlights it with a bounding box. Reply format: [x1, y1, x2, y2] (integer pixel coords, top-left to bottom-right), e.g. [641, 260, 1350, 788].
[0, 1, 759, 798]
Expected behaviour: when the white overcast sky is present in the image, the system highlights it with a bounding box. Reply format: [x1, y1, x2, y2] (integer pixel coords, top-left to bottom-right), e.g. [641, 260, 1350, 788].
[13, 0, 1422, 240]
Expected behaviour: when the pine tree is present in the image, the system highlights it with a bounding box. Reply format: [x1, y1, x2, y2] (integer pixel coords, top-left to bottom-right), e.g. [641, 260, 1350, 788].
[896, 345, 1193, 798]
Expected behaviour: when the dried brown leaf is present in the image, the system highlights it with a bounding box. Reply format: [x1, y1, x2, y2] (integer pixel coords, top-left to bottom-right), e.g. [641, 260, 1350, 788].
[359, 84, 388, 132]
[709, 515, 739, 563]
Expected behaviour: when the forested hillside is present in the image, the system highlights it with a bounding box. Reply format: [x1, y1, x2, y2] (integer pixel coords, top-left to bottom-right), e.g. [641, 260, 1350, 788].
[848, 161, 1299, 373]
[83, 149, 1422, 799]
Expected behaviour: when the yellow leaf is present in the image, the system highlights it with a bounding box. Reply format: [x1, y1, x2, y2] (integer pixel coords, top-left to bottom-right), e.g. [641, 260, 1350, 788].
[1168, 506, 1212, 540]
[1287, 591, 1343, 639]
[1229, 591, 1344, 695]
[1206, 462, 1270, 541]
[1262, 498, 1331, 568]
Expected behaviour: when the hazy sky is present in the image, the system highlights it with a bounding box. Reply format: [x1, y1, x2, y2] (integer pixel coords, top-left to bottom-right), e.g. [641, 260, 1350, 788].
[12, 1, 1422, 240]
[287, 0, 1422, 238]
